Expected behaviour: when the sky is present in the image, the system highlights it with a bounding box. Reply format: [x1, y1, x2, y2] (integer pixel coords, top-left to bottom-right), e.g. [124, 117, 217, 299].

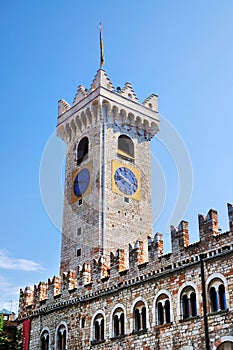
[0, 0, 233, 314]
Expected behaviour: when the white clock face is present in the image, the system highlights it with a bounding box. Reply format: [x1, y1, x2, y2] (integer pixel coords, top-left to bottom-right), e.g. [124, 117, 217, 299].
[114, 167, 138, 195]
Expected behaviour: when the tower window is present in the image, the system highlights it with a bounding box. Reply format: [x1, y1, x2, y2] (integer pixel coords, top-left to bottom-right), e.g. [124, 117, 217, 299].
[77, 137, 89, 165]
[77, 249, 81, 257]
[118, 135, 134, 162]
[77, 227, 81, 236]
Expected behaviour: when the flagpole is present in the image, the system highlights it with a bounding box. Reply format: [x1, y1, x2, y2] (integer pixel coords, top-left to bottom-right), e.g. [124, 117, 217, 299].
[100, 22, 105, 69]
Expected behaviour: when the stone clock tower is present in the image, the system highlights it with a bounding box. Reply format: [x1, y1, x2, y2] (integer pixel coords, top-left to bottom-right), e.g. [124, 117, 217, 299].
[57, 69, 159, 274]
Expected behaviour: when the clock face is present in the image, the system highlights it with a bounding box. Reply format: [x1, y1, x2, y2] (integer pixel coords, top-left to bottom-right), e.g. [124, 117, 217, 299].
[73, 168, 90, 197]
[114, 166, 138, 195]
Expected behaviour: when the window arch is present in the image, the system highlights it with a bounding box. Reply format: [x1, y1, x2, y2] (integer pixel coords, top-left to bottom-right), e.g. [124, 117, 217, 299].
[217, 342, 233, 350]
[213, 337, 233, 350]
[56, 323, 67, 350]
[40, 329, 49, 350]
[155, 293, 171, 325]
[133, 300, 147, 332]
[77, 136, 89, 165]
[92, 313, 105, 342]
[180, 286, 197, 319]
[208, 278, 227, 312]
[117, 135, 134, 162]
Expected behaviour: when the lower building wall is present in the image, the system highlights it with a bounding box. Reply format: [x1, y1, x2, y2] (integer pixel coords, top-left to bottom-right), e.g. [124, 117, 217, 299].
[19, 253, 233, 350]
[25, 310, 233, 350]
[18, 221, 233, 350]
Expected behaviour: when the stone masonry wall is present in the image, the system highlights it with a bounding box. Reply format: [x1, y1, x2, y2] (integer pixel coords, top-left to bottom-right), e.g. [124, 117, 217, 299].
[18, 204, 233, 350]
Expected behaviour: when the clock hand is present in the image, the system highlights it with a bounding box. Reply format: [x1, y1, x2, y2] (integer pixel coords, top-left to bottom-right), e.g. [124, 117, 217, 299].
[120, 173, 135, 187]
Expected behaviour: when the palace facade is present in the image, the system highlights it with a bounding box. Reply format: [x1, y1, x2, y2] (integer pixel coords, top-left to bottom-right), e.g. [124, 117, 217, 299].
[18, 69, 233, 350]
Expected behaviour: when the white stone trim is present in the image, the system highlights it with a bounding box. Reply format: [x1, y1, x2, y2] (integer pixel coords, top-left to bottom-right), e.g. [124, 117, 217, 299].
[177, 281, 199, 320]
[212, 336, 233, 350]
[152, 289, 173, 326]
[206, 273, 227, 287]
[109, 303, 127, 337]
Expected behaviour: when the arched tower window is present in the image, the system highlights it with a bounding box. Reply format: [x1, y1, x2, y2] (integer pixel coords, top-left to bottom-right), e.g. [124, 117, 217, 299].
[117, 135, 134, 162]
[40, 330, 49, 350]
[56, 324, 67, 350]
[156, 293, 171, 325]
[93, 313, 105, 342]
[112, 307, 125, 337]
[133, 301, 147, 332]
[208, 278, 227, 313]
[180, 286, 197, 319]
[77, 136, 89, 165]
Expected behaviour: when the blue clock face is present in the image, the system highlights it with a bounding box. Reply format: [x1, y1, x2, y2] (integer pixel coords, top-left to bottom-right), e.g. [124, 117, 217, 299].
[73, 168, 90, 197]
[114, 167, 138, 195]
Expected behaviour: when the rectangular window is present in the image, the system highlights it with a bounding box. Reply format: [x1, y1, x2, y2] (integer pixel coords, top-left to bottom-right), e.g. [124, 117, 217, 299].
[81, 317, 85, 328]
[77, 249, 81, 257]
[77, 227, 82, 236]
[124, 197, 129, 203]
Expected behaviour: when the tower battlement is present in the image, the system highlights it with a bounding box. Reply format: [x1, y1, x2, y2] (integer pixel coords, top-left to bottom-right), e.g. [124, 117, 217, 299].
[18, 203, 233, 320]
[57, 69, 159, 144]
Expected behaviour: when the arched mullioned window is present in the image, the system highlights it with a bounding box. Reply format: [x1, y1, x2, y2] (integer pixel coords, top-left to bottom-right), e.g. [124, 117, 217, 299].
[209, 278, 227, 313]
[56, 324, 67, 350]
[217, 341, 233, 350]
[40, 330, 49, 350]
[77, 136, 89, 165]
[133, 301, 147, 332]
[93, 313, 105, 342]
[112, 307, 125, 337]
[180, 286, 197, 319]
[117, 135, 134, 162]
[156, 293, 171, 325]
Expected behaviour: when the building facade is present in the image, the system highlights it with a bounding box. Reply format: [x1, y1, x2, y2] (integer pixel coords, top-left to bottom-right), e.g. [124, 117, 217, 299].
[18, 70, 233, 350]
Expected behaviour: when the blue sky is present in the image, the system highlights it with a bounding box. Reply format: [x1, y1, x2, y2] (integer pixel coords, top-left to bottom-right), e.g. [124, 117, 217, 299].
[0, 1, 233, 314]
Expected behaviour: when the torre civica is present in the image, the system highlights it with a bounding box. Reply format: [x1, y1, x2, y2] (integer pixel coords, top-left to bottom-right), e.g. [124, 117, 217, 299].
[18, 69, 233, 350]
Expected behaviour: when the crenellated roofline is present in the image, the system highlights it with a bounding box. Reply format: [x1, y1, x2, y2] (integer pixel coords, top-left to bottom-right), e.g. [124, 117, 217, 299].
[18, 203, 233, 320]
[57, 69, 159, 144]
